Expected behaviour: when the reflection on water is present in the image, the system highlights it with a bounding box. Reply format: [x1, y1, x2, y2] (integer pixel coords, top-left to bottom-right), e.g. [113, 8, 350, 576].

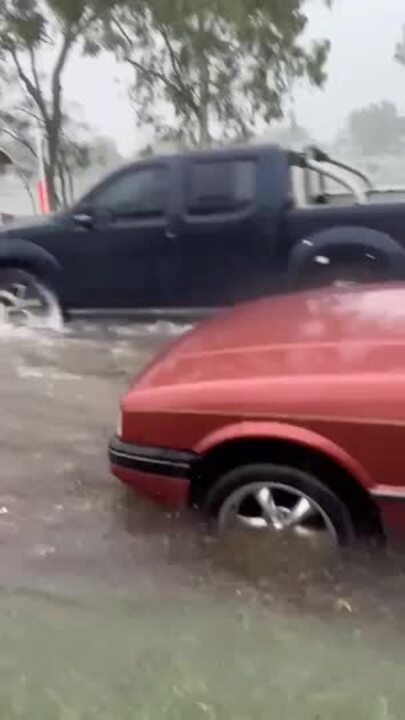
[0, 316, 192, 341]
[0, 318, 192, 386]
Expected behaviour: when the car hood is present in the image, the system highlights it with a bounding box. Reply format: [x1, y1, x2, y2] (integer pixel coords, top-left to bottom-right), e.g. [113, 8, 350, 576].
[0, 213, 58, 236]
[135, 284, 405, 389]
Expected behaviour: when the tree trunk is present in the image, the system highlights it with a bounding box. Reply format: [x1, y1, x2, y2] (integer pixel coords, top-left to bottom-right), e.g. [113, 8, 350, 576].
[45, 161, 60, 211]
[46, 128, 61, 210]
[197, 11, 210, 147]
[57, 160, 68, 208]
[46, 34, 73, 210]
[198, 66, 210, 147]
[67, 168, 75, 204]
[46, 165, 59, 210]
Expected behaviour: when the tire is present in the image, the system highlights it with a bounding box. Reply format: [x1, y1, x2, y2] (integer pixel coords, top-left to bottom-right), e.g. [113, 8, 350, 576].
[0, 267, 63, 330]
[290, 247, 393, 292]
[288, 228, 405, 292]
[204, 463, 355, 547]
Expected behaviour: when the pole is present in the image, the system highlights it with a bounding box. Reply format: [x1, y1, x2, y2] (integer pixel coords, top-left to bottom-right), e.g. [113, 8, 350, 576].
[35, 121, 50, 214]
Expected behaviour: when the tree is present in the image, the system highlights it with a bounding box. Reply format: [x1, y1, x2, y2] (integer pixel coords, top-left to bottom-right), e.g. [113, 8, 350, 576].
[0, 105, 38, 209]
[0, 101, 122, 207]
[345, 102, 405, 157]
[263, 112, 312, 150]
[0, 0, 112, 209]
[0, 105, 36, 170]
[57, 120, 122, 204]
[106, 0, 332, 147]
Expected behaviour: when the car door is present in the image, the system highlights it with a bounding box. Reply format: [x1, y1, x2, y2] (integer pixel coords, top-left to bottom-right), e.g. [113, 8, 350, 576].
[171, 152, 278, 309]
[59, 161, 176, 310]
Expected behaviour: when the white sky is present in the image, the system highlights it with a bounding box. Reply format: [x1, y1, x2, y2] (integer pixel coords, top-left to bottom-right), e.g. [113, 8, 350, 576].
[62, 0, 405, 155]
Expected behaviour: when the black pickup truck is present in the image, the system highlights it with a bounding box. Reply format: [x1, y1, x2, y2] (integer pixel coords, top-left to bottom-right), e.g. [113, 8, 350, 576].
[1, 144, 405, 325]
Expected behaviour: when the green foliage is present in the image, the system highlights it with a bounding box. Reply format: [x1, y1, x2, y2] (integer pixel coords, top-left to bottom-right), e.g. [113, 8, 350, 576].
[346, 102, 405, 157]
[109, 0, 332, 147]
[0, 0, 101, 56]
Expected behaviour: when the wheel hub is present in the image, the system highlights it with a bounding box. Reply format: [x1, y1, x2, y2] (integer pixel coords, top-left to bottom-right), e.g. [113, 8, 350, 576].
[218, 481, 338, 545]
[0, 281, 44, 325]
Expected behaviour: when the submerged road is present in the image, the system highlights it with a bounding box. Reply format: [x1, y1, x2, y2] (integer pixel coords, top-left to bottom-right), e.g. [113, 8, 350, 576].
[1, 320, 405, 718]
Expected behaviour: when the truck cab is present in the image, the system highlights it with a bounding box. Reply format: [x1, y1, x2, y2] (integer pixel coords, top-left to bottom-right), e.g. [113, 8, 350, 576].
[1, 143, 405, 325]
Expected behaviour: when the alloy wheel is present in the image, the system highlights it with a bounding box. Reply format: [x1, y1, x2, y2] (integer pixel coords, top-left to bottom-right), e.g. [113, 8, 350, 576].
[0, 272, 62, 330]
[218, 481, 338, 545]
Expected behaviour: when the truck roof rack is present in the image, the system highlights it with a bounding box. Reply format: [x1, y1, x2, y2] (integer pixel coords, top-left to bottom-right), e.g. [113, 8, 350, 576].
[303, 145, 374, 192]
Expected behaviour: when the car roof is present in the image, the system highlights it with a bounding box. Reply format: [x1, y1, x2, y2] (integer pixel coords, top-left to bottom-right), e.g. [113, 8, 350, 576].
[107, 144, 284, 177]
[135, 143, 282, 164]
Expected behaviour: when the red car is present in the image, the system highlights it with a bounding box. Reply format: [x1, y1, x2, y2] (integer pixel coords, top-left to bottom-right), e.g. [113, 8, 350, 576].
[109, 284, 405, 547]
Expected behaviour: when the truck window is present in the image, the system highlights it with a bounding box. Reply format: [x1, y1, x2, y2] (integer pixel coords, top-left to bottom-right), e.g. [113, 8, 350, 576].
[90, 166, 168, 217]
[290, 164, 360, 207]
[186, 159, 256, 215]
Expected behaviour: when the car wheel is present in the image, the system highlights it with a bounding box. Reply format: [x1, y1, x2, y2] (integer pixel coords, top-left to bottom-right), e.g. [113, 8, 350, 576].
[204, 464, 355, 548]
[0, 268, 63, 330]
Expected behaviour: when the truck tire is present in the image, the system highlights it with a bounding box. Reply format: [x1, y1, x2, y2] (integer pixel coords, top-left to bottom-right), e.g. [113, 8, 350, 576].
[0, 267, 63, 330]
[288, 227, 405, 291]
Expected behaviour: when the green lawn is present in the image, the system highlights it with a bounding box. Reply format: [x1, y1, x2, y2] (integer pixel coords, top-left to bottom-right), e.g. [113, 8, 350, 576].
[0, 584, 403, 720]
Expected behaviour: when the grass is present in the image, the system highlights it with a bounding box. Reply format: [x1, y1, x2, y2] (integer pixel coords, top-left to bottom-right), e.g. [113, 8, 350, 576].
[0, 585, 403, 720]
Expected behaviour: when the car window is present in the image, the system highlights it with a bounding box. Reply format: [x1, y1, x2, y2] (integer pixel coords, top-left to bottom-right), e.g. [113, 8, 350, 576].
[91, 166, 168, 217]
[186, 159, 256, 215]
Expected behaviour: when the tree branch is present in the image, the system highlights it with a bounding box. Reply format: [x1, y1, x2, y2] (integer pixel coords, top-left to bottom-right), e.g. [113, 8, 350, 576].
[9, 46, 49, 124]
[52, 29, 75, 101]
[48, 28, 75, 163]
[111, 14, 135, 49]
[28, 46, 49, 124]
[112, 14, 199, 116]
[154, 16, 200, 112]
[29, 47, 41, 95]
[123, 54, 180, 96]
[0, 125, 37, 158]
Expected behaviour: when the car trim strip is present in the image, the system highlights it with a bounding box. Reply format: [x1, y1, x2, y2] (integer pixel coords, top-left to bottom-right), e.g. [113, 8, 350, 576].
[371, 487, 405, 501]
[109, 436, 197, 478]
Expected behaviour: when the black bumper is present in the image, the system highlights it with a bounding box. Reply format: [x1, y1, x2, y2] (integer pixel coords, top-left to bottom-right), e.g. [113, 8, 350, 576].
[108, 436, 197, 478]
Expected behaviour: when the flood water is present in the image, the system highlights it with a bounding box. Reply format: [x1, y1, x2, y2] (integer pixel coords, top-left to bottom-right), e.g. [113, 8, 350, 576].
[2, 319, 405, 719]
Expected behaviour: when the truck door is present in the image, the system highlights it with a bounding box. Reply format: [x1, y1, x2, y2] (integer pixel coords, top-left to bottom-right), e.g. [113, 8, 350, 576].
[59, 160, 179, 311]
[172, 150, 283, 309]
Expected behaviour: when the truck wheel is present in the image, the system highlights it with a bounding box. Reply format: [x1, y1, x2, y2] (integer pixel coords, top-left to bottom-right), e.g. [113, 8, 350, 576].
[288, 228, 405, 292]
[293, 248, 390, 290]
[0, 268, 63, 330]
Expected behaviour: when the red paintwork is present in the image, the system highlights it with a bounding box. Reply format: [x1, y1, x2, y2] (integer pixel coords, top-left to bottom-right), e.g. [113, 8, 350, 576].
[115, 284, 405, 537]
[111, 465, 190, 508]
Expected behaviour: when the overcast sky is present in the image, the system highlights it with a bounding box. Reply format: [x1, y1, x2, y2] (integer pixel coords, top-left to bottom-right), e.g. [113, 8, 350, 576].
[62, 0, 405, 155]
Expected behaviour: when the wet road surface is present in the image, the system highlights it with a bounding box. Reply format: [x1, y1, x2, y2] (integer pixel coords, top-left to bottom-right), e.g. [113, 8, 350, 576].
[2, 321, 405, 718]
